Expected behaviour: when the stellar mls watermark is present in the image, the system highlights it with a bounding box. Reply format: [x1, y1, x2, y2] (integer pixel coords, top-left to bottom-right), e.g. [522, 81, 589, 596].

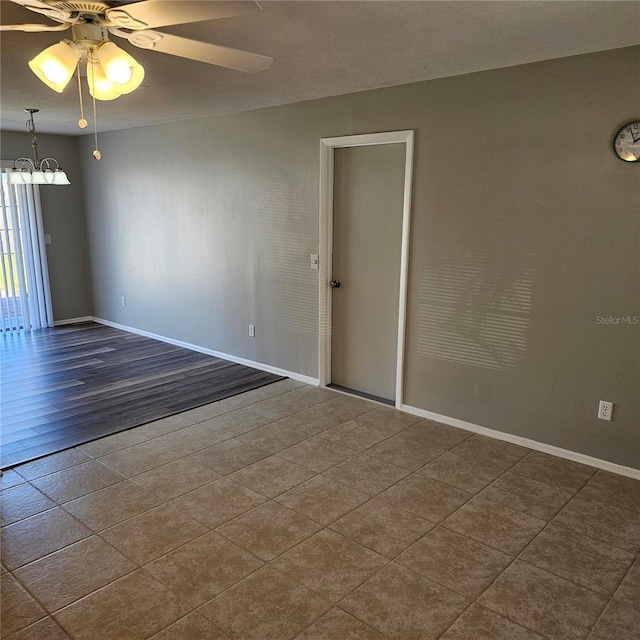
[595, 315, 639, 325]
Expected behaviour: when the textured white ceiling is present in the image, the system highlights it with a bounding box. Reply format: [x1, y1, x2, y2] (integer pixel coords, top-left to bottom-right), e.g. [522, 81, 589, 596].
[1, 0, 639, 135]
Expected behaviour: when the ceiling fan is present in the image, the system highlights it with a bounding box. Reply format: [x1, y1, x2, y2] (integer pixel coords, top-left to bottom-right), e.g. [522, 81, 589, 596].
[1, 0, 273, 100]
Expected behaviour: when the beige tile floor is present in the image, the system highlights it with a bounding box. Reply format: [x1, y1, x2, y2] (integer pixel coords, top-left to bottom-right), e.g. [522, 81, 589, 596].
[2, 379, 640, 640]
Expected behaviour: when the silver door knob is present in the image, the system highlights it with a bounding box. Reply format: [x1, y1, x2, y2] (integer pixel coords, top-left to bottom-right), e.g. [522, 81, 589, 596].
[330, 280, 341, 288]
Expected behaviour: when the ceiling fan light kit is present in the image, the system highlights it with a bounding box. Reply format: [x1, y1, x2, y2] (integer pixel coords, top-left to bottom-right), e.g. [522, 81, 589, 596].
[28, 23, 145, 99]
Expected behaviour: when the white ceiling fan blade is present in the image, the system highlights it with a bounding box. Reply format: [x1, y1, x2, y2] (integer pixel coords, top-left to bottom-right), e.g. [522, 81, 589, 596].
[10, 0, 61, 11]
[105, 1, 261, 30]
[125, 30, 272, 74]
[0, 22, 69, 32]
[9, 0, 73, 22]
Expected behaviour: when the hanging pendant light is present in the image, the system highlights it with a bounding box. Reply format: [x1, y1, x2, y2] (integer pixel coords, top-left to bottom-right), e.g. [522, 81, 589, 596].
[8, 109, 71, 186]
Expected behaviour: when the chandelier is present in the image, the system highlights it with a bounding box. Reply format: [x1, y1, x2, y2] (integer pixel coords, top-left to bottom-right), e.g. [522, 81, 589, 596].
[8, 109, 71, 186]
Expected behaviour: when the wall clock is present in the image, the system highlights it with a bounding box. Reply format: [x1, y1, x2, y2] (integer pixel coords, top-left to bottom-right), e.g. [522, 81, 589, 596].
[613, 121, 640, 162]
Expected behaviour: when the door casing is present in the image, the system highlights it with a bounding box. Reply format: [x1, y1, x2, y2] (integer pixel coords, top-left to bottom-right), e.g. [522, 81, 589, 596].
[318, 130, 415, 407]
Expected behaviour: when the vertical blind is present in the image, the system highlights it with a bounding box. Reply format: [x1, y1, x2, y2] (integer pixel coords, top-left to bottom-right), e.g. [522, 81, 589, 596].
[0, 170, 54, 332]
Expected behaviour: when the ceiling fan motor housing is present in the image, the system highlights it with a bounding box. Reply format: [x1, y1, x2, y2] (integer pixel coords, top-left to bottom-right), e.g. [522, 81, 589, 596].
[71, 22, 109, 48]
[38, 1, 149, 29]
[46, 1, 110, 14]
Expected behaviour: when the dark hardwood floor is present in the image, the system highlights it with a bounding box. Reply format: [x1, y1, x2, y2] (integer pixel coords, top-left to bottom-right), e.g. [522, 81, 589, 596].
[0, 322, 283, 468]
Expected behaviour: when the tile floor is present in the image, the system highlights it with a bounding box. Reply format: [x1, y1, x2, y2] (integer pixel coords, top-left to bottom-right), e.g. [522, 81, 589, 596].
[1, 379, 639, 640]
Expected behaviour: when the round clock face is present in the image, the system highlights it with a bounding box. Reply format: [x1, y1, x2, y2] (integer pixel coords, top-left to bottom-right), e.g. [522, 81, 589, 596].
[613, 121, 640, 162]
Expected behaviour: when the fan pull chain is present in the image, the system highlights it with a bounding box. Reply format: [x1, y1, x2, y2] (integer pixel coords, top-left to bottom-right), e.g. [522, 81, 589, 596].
[92, 92, 101, 160]
[76, 64, 88, 129]
[87, 51, 102, 160]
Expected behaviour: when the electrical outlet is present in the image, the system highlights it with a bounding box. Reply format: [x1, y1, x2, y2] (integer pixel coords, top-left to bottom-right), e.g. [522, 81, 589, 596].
[121, 296, 126, 307]
[44, 234, 52, 245]
[310, 254, 319, 269]
[598, 400, 613, 421]
[248, 324, 255, 338]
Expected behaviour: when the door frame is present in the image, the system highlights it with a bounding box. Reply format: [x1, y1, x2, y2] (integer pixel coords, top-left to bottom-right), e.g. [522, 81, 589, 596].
[318, 130, 415, 407]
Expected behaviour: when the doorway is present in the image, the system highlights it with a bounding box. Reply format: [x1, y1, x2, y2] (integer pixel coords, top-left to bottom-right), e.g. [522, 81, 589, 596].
[318, 130, 415, 407]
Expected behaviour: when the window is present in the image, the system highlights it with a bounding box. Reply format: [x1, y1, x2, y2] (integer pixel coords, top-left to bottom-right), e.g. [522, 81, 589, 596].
[0, 168, 53, 331]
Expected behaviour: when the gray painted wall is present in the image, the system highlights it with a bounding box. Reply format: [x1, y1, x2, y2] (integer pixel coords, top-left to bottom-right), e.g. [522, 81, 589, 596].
[1, 130, 93, 321]
[78, 46, 639, 469]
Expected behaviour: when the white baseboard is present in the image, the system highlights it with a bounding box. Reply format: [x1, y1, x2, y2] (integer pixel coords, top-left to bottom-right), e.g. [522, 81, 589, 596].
[54, 316, 94, 326]
[76, 317, 637, 479]
[92, 317, 319, 387]
[400, 403, 640, 480]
